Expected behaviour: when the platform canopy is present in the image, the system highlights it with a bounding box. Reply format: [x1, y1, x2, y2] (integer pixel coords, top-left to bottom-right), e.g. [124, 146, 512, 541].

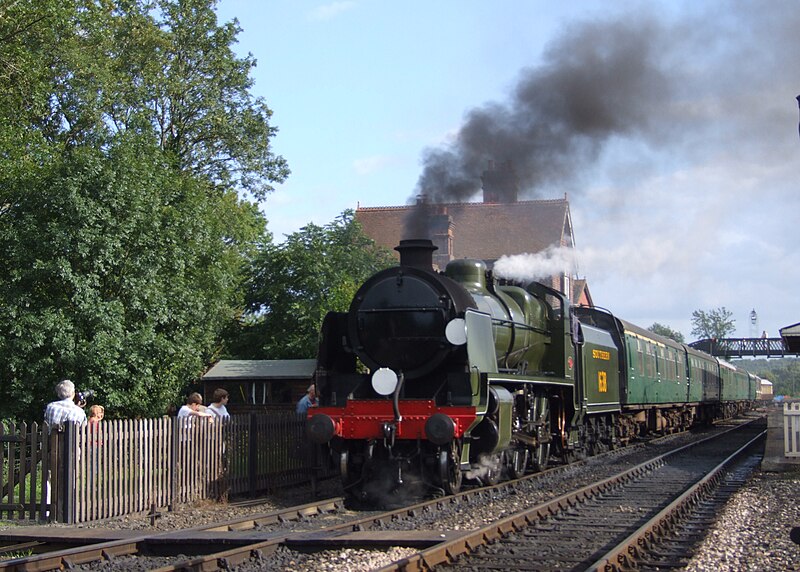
[780, 322, 800, 353]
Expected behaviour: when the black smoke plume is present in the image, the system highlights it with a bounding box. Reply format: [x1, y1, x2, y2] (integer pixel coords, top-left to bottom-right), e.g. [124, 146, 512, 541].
[405, 15, 673, 238]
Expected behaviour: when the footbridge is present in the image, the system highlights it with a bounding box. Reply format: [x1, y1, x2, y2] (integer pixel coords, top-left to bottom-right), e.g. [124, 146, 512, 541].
[690, 322, 800, 358]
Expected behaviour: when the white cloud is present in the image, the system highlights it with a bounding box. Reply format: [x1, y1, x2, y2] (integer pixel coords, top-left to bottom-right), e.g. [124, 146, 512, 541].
[353, 155, 393, 176]
[308, 1, 356, 21]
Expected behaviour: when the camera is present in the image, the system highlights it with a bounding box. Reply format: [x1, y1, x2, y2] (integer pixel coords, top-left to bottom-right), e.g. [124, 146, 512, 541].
[75, 389, 95, 407]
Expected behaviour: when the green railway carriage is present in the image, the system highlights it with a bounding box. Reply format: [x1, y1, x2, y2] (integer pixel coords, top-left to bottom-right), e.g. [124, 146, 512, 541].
[685, 346, 721, 403]
[750, 373, 762, 400]
[719, 359, 750, 402]
[572, 305, 748, 435]
[618, 320, 687, 405]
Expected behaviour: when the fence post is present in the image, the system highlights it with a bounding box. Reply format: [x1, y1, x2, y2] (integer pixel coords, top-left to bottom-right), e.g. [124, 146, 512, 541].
[248, 413, 257, 497]
[169, 417, 178, 511]
[62, 422, 76, 524]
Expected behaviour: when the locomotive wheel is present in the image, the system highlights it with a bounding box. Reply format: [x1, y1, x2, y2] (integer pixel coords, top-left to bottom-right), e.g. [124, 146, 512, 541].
[340, 446, 368, 501]
[508, 447, 529, 479]
[439, 441, 462, 495]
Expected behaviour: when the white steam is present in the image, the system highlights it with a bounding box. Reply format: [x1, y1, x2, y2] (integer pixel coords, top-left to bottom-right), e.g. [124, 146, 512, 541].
[493, 245, 578, 283]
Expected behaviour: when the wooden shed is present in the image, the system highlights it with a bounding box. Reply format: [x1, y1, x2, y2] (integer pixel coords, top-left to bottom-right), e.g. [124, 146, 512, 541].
[201, 359, 316, 413]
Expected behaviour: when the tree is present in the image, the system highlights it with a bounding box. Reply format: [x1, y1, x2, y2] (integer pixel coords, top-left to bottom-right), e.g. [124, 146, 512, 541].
[0, 0, 283, 419]
[734, 357, 800, 398]
[224, 211, 396, 360]
[647, 323, 685, 343]
[690, 307, 736, 340]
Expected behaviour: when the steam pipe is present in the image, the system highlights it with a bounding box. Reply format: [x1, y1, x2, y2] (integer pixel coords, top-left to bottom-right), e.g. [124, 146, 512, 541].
[392, 372, 405, 423]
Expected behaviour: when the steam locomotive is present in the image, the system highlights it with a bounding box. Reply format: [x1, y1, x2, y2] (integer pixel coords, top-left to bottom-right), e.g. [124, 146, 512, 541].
[306, 239, 758, 504]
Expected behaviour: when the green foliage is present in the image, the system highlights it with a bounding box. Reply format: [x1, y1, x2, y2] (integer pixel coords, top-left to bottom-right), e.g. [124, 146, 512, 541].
[690, 307, 736, 341]
[224, 211, 395, 359]
[0, 0, 288, 196]
[733, 358, 800, 398]
[647, 322, 685, 343]
[0, 135, 264, 419]
[0, 0, 282, 419]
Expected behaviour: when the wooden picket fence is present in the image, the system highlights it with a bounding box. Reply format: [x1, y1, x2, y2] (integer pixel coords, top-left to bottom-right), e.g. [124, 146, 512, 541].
[784, 402, 800, 458]
[69, 417, 226, 523]
[1, 413, 332, 524]
[0, 420, 51, 521]
[225, 412, 319, 497]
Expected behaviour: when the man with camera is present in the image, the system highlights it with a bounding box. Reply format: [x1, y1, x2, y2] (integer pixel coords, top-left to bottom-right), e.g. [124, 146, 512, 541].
[43, 379, 88, 517]
[44, 379, 87, 430]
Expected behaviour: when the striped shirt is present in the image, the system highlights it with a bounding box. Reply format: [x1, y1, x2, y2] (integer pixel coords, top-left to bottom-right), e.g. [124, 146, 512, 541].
[44, 398, 87, 430]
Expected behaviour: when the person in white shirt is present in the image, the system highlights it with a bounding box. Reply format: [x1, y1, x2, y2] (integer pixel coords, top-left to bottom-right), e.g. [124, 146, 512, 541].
[44, 379, 87, 430]
[177, 392, 213, 419]
[206, 388, 230, 420]
[43, 379, 87, 514]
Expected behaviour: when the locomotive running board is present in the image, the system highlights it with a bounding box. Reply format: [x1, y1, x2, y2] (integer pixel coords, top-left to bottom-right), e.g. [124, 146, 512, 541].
[487, 373, 574, 387]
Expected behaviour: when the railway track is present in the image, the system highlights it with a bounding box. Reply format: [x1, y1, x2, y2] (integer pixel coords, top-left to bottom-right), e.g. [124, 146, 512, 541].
[386, 417, 766, 571]
[0, 416, 765, 571]
[0, 497, 348, 571]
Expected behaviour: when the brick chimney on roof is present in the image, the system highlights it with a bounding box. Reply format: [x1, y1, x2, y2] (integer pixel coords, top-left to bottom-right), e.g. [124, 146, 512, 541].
[481, 160, 519, 204]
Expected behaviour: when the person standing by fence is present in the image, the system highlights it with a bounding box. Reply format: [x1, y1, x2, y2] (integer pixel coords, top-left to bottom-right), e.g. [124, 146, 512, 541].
[44, 380, 87, 429]
[296, 384, 317, 416]
[88, 405, 104, 444]
[207, 388, 230, 420]
[178, 392, 214, 420]
[43, 379, 86, 520]
[88, 405, 104, 424]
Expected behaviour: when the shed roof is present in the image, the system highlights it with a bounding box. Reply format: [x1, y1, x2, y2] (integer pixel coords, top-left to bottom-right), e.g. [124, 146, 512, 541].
[202, 359, 316, 381]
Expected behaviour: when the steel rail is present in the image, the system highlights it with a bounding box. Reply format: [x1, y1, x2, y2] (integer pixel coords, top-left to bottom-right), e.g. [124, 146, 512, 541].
[136, 418, 766, 571]
[0, 497, 344, 572]
[373, 418, 765, 571]
[587, 429, 766, 571]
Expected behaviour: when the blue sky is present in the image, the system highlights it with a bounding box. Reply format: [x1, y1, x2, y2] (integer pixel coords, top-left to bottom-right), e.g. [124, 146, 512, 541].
[216, 0, 800, 343]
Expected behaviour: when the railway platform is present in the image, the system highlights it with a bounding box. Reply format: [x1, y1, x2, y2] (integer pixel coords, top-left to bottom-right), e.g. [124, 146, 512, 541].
[761, 405, 800, 472]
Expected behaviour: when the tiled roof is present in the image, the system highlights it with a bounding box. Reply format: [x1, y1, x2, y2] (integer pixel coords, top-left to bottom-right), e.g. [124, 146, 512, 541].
[356, 198, 571, 260]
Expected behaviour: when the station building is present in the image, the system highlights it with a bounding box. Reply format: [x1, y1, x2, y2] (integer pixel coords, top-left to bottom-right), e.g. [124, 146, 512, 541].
[355, 160, 593, 305]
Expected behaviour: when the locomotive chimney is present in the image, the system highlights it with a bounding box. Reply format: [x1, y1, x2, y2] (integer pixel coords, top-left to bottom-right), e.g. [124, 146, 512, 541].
[395, 239, 438, 270]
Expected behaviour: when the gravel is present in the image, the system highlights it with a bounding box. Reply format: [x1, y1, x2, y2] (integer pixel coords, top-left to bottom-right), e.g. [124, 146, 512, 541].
[681, 469, 800, 572]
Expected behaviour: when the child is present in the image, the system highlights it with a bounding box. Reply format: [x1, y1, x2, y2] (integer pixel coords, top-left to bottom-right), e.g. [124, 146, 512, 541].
[88, 404, 104, 425]
[178, 392, 214, 419]
[207, 388, 230, 420]
[88, 404, 104, 447]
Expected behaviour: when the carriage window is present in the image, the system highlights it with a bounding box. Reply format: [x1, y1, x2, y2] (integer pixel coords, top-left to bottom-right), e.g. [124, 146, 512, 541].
[637, 339, 644, 375]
